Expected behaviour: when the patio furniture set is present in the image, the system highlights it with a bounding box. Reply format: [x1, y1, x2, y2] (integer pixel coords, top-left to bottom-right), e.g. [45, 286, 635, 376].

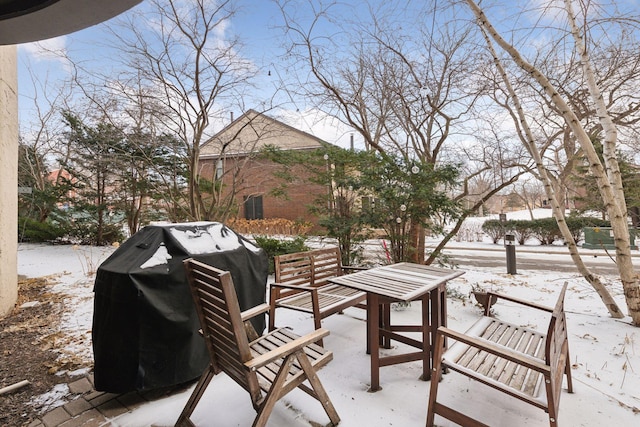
[175, 247, 574, 427]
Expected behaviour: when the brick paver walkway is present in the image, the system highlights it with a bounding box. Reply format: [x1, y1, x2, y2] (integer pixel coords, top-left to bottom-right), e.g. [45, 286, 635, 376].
[29, 374, 189, 427]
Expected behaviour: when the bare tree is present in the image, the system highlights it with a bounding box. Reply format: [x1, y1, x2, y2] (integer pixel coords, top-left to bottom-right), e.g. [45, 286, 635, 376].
[509, 179, 546, 219]
[18, 63, 77, 222]
[107, 0, 259, 221]
[464, 0, 639, 321]
[277, 0, 526, 263]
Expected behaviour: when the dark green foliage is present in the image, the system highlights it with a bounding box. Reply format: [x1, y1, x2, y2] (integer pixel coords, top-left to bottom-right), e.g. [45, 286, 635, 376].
[17, 217, 66, 242]
[311, 147, 374, 265]
[481, 219, 505, 244]
[572, 140, 640, 225]
[18, 142, 76, 224]
[357, 152, 461, 263]
[264, 144, 373, 264]
[113, 131, 188, 232]
[482, 216, 607, 245]
[510, 220, 535, 245]
[62, 209, 125, 246]
[253, 236, 309, 274]
[264, 144, 461, 264]
[61, 113, 124, 246]
[531, 218, 561, 245]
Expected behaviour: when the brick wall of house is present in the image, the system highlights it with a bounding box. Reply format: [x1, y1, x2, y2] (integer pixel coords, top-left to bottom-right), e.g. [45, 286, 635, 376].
[200, 154, 324, 226]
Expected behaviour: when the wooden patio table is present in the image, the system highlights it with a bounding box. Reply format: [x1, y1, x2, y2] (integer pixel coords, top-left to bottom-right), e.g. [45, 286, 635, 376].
[328, 262, 464, 392]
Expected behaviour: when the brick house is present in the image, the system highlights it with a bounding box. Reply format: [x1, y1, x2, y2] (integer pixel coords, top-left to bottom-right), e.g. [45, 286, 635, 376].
[199, 110, 331, 226]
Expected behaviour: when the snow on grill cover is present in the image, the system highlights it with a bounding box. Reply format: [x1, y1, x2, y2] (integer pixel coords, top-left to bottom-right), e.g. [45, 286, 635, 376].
[92, 222, 268, 393]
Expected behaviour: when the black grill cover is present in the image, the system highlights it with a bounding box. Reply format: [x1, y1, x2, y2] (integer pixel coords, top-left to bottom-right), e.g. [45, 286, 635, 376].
[92, 222, 267, 393]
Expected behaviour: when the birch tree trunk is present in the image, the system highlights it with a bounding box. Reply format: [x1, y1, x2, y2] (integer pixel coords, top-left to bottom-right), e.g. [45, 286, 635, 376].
[562, 0, 639, 323]
[478, 25, 623, 318]
[466, 0, 639, 323]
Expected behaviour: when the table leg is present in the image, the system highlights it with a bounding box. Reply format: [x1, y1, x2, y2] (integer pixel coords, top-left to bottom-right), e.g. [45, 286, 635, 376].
[366, 295, 371, 355]
[380, 301, 391, 349]
[368, 292, 381, 392]
[420, 292, 430, 381]
[429, 286, 443, 380]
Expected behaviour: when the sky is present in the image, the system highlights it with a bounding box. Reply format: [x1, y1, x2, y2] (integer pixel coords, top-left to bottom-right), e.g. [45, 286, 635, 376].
[15, 0, 640, 157]
[15, 0, 365, 150]
[14, 0, 500, 152]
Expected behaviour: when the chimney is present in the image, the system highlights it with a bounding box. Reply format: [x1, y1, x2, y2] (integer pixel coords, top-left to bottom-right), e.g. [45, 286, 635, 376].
[230, 111, 234, 122]
[350, 133, 354, 151]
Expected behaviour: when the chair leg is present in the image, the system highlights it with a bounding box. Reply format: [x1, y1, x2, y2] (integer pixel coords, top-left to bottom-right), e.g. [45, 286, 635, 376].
[425, 333, 445, 427]
[268, 306, 276, 332]
[175, 365, 216, 427]
[564, 343, 574, 393]
[296, 350, 341, 426]
[253, 354, 296, 427]
[311, 292, 324, 346]
[313, 316, 324, 346]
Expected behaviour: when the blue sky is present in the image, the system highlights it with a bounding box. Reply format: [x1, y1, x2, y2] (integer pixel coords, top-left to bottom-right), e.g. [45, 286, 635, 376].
[17, 0, 640, 150]
[16, 0, 366, 149]
[16, 0, 453, 150]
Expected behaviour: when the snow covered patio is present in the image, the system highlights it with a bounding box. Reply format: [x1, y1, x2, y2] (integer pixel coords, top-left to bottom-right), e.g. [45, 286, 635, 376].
[14, 242, 640, 426]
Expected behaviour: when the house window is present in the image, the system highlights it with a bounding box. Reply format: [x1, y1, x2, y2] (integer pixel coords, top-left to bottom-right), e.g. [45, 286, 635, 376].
[244, 195, 264, 220]
[361, 196, 375, 213]
[215, 159, 224, 180]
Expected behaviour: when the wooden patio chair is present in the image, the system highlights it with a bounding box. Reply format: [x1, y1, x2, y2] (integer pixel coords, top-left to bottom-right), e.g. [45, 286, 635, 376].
[175, 259, 340, 427]
[269, 247, 367, 346]
[426, 282, 573, 427]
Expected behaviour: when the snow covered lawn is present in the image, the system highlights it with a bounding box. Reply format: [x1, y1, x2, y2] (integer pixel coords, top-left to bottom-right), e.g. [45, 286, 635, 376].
[16, 240, 640, 426]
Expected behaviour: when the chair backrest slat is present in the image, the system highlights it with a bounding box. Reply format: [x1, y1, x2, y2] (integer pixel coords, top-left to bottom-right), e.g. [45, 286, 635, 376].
[185, 259, 260, 396]
[274, 247, 344, 291]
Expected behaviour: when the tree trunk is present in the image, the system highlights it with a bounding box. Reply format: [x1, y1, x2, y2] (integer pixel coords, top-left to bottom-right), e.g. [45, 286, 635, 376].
[411, 223, 425, 264]
[466, 0, 629, 320]
[563, 0, 639, 323]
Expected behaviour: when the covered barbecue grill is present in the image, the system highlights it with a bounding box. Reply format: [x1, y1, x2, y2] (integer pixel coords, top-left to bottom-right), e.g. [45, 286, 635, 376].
[92, 222, 267, 393]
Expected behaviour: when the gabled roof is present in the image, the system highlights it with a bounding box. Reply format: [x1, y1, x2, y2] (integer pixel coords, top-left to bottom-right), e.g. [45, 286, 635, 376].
[200, 109, 329, 158]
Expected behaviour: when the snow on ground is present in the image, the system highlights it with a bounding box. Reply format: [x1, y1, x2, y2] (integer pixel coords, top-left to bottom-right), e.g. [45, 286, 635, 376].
[14, 219, 640, 426]
[17, 243, 115, 365]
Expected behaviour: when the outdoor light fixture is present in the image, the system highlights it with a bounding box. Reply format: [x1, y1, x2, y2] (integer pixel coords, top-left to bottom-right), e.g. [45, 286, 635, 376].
[0, 0, 142, 45]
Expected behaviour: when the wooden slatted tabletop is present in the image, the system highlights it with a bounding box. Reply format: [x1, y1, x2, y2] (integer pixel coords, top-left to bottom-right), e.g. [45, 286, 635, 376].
[329, 262, 464, 301]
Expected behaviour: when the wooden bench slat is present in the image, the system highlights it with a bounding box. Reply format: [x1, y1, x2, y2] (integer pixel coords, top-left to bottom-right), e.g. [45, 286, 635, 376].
[487, 328, 525, 381]
[476, 323, 521, 377]
[496, 327, 535, 385]
[503, 330, 541, 392]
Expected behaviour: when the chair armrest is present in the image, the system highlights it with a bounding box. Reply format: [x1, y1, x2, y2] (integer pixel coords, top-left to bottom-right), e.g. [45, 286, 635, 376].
[486, 291, 553, 313]
[245, 328, 330, 371]
[270, 282, 316, 292]
[341, 265, 369, 273]
[437, 326, 550, 373]
[241, 303, 270, 322]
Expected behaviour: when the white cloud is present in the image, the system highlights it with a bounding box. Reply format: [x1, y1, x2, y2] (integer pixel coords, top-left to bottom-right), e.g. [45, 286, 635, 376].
[20, 36, 68, 62]
[277, 108, 361, 150]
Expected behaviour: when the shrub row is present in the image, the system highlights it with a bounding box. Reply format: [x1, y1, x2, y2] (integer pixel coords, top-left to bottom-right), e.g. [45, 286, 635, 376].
[253, 235, 309, 274]
[18, 216, 124, 245]
[227, 218, 313, 236]
[481, 216, 611, 245]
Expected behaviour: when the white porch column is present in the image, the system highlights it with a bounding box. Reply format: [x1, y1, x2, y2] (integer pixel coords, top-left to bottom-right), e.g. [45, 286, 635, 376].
[0, 45, 18, 317]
